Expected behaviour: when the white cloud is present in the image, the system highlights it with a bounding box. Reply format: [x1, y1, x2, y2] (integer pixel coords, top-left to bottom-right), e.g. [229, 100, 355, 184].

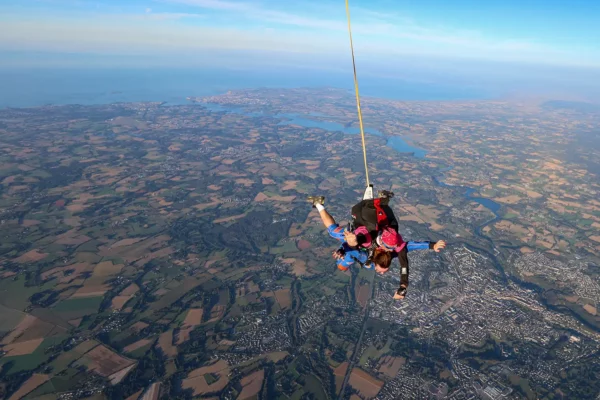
[162, 0, 550, 56]
[0, 0, 597, 68]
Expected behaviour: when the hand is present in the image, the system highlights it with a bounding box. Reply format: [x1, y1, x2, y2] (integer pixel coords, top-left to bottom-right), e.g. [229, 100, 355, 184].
[332, 250, 345, 260]
[393, 285, 407, 300]
[393, 292, 405, 300]
[433, 240, 446, 252]
[344, 230, 358, 247]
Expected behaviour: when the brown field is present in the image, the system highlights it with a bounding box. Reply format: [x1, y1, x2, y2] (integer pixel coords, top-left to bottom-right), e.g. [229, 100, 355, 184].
[183, 308, 204, 326]
[55, 234, 91, 246]
[8, 374, 49, 400]
[565, 296, 579, 303]
[67, 204, 86, 212]
[440, 369, 451, 379]
[109, 364, 137, 385]
[112, 296, 131, 310]
[177, 309, 204, 345]
[254, 192, 296, 202]
[126, 389, 143, 400]
[2, 315, 37, 345]
[21, 219, 41, 227]
[282, 258, 308, 276]
[111, 237, 146, 248]
[235, 178, 254, 186]
[267, 351, 289, 362]
[494, 195, 522, 204]
[3, 338, 44, 356]
[262, 177, 275, 185]
[84, 345, 136, 377]
[584, 305, 597, 316]
[134, 246, 175, 268]
[207, 305, 226, 323]
[140, 382, 161, 400]
[2, 315, 59, 345]
[69, 318, 83, 327]
[589, 236, 600, 243]
[73, 340, 100, 355]
[118, 283, 138, 297]
[64, 217, 82, 227]
[297, 240, 311, 250]
[349, 368, 384, 399]
[71, 284, 109, 298]
[536, 239, 554, 249]
[254, 192, 269, 202]
[213, 213, 248, 224]
[92, 261, 124, 277]
[42, 262, 93, 283]
[527, 190, 543, 198]
[130, 321, 149, 332]
[274, 289, 292, 309]
[356, 284, 370, 308]
[158, 330, 178, 357]
[495, 220, 531, 237]
[99, 235, 170, 262]
[238, 369, 264, 400]
[2, 175, 16, 184]
[520, 247, 535, 254]
[397, 204, 444, 231]
[182, 360, 230, 396]
[281, 180, 299, 191]
[334, 362, 349, 377]
[124, 339, 153, 353]
[378, 356, 405, 379]
[15, 249, 48, 263]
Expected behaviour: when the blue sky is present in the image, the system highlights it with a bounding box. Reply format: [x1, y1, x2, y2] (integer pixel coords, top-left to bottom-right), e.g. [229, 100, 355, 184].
[1, 0, 599, 69]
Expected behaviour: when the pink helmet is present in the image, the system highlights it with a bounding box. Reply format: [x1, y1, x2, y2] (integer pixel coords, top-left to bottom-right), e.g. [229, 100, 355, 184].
[380, 227, 406, 252]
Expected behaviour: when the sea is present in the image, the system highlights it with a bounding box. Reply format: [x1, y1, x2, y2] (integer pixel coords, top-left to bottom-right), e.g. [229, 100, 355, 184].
[0, 67, 493, 109]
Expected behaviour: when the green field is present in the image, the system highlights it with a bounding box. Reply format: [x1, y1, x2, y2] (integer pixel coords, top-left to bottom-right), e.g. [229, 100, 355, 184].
[0, 276, 56, 312]
[303, 374, 327, 400]
[0, 304, 25, 331]
[52, 296, 103, 319]
[269, 241, 299, 255]
[0, 335, 67, 375]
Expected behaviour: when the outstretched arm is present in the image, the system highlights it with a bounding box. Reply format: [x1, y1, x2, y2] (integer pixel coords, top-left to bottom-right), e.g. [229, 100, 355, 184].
[406, 240, 446, 252]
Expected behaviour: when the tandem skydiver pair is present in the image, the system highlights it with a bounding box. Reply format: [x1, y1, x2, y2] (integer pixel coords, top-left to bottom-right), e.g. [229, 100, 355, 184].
[308, 187, 446, 300]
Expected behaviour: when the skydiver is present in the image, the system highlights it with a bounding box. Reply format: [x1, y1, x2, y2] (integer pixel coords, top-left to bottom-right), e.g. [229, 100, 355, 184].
[308, 195, 446, 300]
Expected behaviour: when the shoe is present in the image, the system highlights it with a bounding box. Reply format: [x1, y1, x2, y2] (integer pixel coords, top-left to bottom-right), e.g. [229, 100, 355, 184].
[378, 190, 394, 205]
[378, 190, 394, 199]
[307, 196, 325, 208]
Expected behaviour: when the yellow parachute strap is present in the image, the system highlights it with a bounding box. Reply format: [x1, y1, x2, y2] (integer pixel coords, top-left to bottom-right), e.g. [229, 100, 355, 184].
[345, 0, 370, 187]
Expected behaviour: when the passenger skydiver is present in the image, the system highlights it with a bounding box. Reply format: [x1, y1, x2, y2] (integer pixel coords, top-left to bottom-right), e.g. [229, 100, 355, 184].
[307, 195, 446, 300]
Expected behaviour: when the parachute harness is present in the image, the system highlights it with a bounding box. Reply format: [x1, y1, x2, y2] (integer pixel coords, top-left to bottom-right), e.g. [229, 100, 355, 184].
[345, 0, 370, 188]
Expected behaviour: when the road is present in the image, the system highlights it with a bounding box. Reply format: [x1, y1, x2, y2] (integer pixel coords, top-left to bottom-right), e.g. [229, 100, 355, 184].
[338, 273, 376, 399]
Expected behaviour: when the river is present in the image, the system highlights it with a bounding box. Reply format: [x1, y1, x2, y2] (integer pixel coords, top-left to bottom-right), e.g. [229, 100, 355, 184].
[201, 102, 499, 215]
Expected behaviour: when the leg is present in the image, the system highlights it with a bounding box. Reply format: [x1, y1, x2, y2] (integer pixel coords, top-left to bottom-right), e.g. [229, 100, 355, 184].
[317, 208, 336, 229]
[308, 195, 345, 242]
[308, 195, 335, 228]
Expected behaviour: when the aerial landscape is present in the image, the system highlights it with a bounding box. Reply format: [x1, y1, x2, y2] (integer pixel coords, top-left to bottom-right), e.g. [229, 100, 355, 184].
[0, 86, 598, 399]
[1, 0, 600, 399]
